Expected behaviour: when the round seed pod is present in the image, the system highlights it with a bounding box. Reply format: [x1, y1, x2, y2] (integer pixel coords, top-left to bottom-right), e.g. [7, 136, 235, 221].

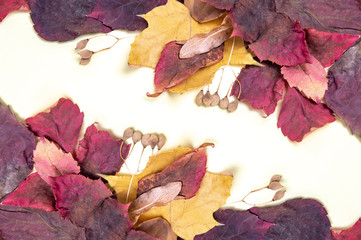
[227, 100, 238, 112]
[132, 131, 142, 144]
[269, 175, 282, 184]
[273, 190, 286, 201]
[210, 92, 220, 106]
[157, 134, 166, 150]
[78, 49, 93, 59]
[141, 134, 151, 148]
[202, 90, 212, 106]
[80, 58, 91, 65]
[268, 182, 283, 191]
[123, 127, 134, 140]
[219, 97, 229, 109]
[195, 90, 204, 106]
[75, 39, 89, 50]
[149, 134, 159, 149]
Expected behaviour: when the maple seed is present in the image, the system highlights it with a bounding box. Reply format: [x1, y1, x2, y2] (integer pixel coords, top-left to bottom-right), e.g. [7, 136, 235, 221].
[195, 90, 204, 106]
[268, 182, 283, 191]
[270, 175, 282, 183]
[149, 134, 159, 150]
[79, 58, 91, 65]
[202, 90, 212, 106]
[123, 127, 134, 140]
[157, 134, 166, 150]
[210, 92, 220, 106]
[219, 97, 229, 109]
[75, 39, 89, 50]
[132, 131, 142, 144]
[78, 50, 93, 59]
[227, 100, 238, 112]
[141, 134, 151, 148]
[273, 190, 286, 201]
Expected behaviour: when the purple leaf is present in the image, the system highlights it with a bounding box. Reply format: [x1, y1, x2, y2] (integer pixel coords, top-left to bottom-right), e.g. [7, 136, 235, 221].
[76, 124, 131, 177]
[277, 88, 335, 142]
[199, 0, 236, 11]
[275, 0, 361, 35]
[2, 172, 55, 212]
[0, 205, 86, 240]
[126, 229, 159, 240]
[0, 102, 36, 200]
[250, 198, 333, 240]
[26, 98, 84, 153]
[194, 209, 274, 239]
[231, 63, 286, 116]
[325, 39, 361, 137]
[305, 29, 359, 67]
[28, 0, 111, 41]
[87, 0, 167, 31]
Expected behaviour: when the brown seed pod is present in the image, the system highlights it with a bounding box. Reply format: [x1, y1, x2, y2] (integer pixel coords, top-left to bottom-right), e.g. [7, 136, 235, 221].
[132, 131, 142, 144]
[219, 97, 229, 109]
[157, 134, 166, 150]
[123, 127, 134, 140]
[141, 134, 151, 148]
[149, 134, 159, 149]
[75, 39, 89, 50]
[195, 90, 204, 106]
[210, 92, 220, 106]
[227, 100, 238, 112]
[79, 58, 91, 65]
[78, 49, 94, 59]
[273, 190, 286, 201]
[202, 90, 212, 106]
[268, 182, 283, 191]
[270, 175, 282, 183]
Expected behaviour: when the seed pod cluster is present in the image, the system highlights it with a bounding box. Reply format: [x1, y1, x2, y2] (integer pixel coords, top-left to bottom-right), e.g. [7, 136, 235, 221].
[195, 90, 239, 113]
[268, 175, 286, 202]
[123, 127, 166, 150]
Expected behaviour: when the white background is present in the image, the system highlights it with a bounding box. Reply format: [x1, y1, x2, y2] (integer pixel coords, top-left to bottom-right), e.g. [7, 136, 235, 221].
[1, 12, 361, 228]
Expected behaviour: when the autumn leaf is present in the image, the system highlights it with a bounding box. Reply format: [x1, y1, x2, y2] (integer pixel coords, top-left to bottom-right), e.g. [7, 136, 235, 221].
[0, 102, 36, 200]
[2, 172, 55, 212]
[34, 138, 80, 184]
[169, 37, 257, 93]
[137, 172, 233, 240]
[0, 0, 29, 22]
[125, 229, 158, 240]
[26, 98, 84, 153]
[136, 218, 177, 240]
[184, 0, 225, 23]
[105, 147, 192, 203]
[128, 0, 223, 68]
[199, 0, 236, 11]
[332, 218, 361, 240]
[281, 56, 328, 102]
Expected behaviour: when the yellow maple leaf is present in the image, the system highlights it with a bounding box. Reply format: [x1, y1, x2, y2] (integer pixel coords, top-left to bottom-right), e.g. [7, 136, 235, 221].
[128, 0, 223, 68]
[169, 37, 258, 93]
[104, 147, 192, 203]
[137, 172, 233, 240]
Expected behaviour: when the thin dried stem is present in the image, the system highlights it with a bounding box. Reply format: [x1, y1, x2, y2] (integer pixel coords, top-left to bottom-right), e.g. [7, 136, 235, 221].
[119, 141, 131, 173]
[137, 147, 145, 172]
[126, 174, 135, 203]
[227, 37, 236, 66]
[216, 67, 225, 92]
[227, 186, 268, 205]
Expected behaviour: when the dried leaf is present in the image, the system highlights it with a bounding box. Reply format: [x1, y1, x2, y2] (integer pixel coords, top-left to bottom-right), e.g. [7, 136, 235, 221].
[76, 124, 130, 176]
[277, 88, 335, 142]
[281, 56, 328, 102]
[180, 16, 232, 59]
[0, 103, 36, 200]
[105, 147, 193, 203]
[150, 41, 224, 96]
[26, 98, 84, 153]
[129, 182, 182, 223]
[325, 39, 361, 137]
[136, 218, 177, 240]
[231, 63, 286, 116]
[332, 218, 361, 240]
[125, 229, 158, 240]
[34, 138, 80, 184]
[2, 173, 55, 212]
[0, 0, 29, 22]
[137, 146, 208, 199]
[199, 0, 236, 11]
[128, 0, 223, 68]
[184, 0, 225, 23]
[138, 172, 233, 240]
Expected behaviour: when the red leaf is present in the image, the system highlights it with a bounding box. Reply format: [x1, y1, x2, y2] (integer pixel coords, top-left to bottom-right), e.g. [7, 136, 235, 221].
[0, 0, 29, 22]
[277, 88, 335, 142]
[249, 14, 312, 66]
[26, 98, 84, 153]
[87, 0, 167, 31]
[137, 146, 207, 199]
[281, 55, 328, 102]
[0, 205, 86, 240]
[199, 0, 236, 11]
[305, 29, 359, 67]
[231, 63, 286, 116]
[76, 124, 130, 177]
[0, 102, 36, 200]
[332, 218, 361, 240]
[2, 172, 55, 212]
[34, 138, 80, 184]
[149, 41, 223, 97]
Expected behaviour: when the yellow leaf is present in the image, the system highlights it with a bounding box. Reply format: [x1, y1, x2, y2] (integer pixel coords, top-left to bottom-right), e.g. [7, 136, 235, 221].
[169, 37, 258, 93]
[104, 147, 192, 203]
[128, 0, 223, 68]
[137, 172, 233, 240]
